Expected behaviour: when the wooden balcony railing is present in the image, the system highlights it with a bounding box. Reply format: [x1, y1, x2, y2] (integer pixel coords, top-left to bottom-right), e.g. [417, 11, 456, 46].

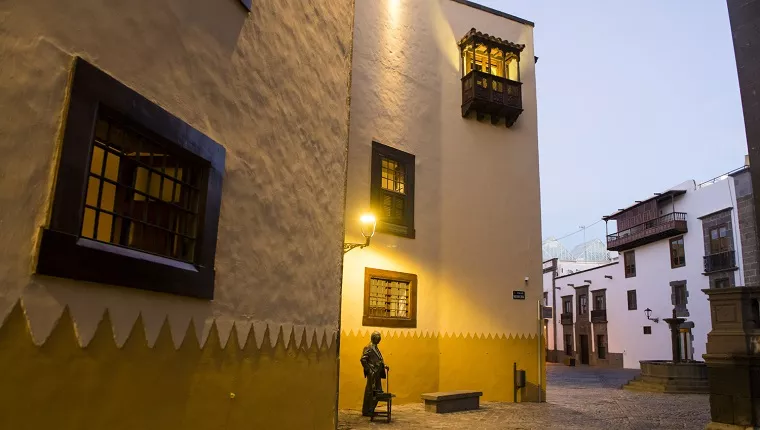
[703, 250, 737, 273]
[606, 212, 688, 252]
[461, 70, 523, 127]
[560, 313, 573, 325]
[591, 309, 607, 323]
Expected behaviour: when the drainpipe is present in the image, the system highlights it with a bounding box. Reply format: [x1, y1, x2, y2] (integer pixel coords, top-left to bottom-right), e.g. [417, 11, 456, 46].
[537, 299, 542, 403]
[551, 258, 558, 361]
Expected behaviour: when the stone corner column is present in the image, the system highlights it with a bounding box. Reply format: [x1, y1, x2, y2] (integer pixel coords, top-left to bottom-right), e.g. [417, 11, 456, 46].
[702, 287, 760, 429]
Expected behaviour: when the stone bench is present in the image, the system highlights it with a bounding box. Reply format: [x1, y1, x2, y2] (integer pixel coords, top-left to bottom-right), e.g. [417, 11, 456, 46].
[421, 390, 483, 413]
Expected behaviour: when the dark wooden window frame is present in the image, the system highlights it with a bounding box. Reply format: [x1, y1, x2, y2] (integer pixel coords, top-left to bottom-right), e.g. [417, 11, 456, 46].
[362, 268, 418, 328]
[669, 236, 686, 268]
[596, 334, 607, 359]
[370, 141, 415, 239]
[564, 333, 573, 355]
[674, 284, 687, 307]
[643, 326, 652, 335]
[624, 250, 636, 278]
[36, 57, 225, 300]
[627, 289, 637, 310]
[709, 224, 731, 254]
[592, 290, 606, 311]
[714, 278, 730, 289]
[562, 296, 573, 314]
[578, 294, 588, 315]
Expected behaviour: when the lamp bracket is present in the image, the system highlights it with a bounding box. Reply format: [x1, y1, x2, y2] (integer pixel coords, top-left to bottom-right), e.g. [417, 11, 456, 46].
[343, 237, 371, 254]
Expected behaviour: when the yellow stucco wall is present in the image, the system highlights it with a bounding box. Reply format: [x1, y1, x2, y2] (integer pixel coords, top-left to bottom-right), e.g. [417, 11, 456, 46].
[340, 0, 544, 408]
[0, 0, 354, 427]
[339, 330, 544, 409]
[0, 301, 338, 430]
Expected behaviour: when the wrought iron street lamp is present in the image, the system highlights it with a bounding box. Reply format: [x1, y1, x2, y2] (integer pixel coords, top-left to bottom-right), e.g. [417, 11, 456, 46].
[644, 308, 659, 323]
[343, 214, 376, 254]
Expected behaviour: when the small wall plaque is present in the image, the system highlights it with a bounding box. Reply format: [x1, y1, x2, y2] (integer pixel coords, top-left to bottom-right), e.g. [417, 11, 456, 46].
[513, 291, 526, 300]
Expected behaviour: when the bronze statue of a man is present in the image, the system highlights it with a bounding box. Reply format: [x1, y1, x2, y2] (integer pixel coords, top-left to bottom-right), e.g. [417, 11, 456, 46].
[360, 331, 389, 416]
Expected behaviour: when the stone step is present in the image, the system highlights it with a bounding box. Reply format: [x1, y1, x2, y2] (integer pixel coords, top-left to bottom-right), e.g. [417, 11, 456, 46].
[639, 376, 709, 386]
[622, 379, 708, 394]
[623, 381, 667, 393]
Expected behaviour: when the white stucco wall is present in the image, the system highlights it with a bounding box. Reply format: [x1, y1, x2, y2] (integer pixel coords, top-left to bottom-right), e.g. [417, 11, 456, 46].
[342, 0, 542, 337]
[543, 259, 611, 351]
[543, 176, 742, 368]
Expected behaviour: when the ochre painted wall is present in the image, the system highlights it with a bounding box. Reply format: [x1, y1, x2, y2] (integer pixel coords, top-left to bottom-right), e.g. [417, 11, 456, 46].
[340, 0, 543, 409]
[340, 330, 440, 408]
[0, 0, 354, 427]
[339, 330, 544, 409]
[0, 301, 338, 430]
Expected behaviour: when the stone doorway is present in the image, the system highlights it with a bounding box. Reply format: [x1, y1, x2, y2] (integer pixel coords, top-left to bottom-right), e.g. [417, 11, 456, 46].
[579, 335, 590, 365]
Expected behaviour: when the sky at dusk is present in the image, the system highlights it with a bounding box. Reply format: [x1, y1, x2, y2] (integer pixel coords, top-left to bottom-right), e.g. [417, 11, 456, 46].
[476, 0, 748, 248]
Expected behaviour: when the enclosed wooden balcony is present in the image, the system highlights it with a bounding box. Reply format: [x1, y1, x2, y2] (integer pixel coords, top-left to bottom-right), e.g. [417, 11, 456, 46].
[461, 71, 523, 127]
[458, 28, 525, 127]
[606, 212, 688, 252]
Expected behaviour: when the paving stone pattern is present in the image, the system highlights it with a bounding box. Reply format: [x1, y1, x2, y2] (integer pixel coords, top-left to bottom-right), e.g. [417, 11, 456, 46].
[338, 364, 710, 429]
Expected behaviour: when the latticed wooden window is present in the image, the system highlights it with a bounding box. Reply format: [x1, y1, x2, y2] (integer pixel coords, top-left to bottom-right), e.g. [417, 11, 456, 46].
[368, 277, 410, 318]
[363, 268, 417, 328]
[36, 57, 225, 300]
[82, 110, 203, 262]
[371, 142, 415, 238]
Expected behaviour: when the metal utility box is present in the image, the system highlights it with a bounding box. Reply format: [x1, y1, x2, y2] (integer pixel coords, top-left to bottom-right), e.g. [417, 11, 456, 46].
[514, 370, 526, 388]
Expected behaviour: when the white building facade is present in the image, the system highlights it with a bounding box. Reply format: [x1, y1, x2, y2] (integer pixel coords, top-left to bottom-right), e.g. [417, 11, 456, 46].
[543, 165, 757, 369]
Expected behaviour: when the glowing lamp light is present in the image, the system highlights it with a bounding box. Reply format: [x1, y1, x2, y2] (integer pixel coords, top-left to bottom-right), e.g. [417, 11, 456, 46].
[359, 214, 377, 239]
[344, 213, 376, 254]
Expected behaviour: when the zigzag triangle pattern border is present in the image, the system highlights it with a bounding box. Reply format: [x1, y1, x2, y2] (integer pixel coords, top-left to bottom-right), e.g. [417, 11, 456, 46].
[0, 299, 337, 352]
[341, 328, 539, 340]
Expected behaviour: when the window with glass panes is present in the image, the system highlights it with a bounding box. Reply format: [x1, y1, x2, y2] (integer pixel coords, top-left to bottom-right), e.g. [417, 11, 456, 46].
[82, 109, 202, 262]
[371, 142, 415, 238]
[670, 236, 685, 268]
[35, 57, 224, 300]
[624, 251, 636, 278]
[363, 268, 417, 328]
[593, 292, 605, 310]
[710, 225, 730, 253]
[380, 157, 405, 220]
[562, 297, 572, 314]
[578, 294, 588, 314]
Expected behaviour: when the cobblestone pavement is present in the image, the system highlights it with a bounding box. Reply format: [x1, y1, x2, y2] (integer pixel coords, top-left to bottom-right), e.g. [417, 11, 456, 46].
[338, 364, 710, 429]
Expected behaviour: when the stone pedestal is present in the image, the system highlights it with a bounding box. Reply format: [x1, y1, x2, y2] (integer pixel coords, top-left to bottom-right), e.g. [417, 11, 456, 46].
[703, 287, 760, 429]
